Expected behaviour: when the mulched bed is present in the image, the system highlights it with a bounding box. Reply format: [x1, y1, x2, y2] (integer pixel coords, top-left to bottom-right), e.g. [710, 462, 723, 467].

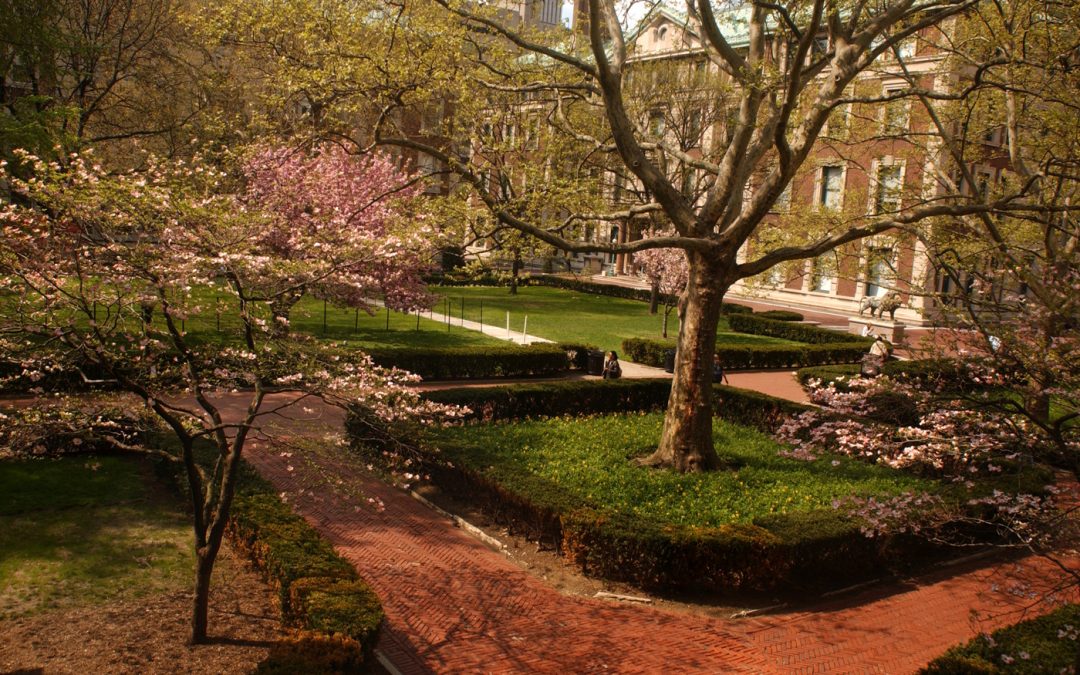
[0, 545, 282, 675]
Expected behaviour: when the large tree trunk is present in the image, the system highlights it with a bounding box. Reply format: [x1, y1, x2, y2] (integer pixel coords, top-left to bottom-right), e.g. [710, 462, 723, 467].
[649, 280, 660, 314]
[639, 253, 726, 472]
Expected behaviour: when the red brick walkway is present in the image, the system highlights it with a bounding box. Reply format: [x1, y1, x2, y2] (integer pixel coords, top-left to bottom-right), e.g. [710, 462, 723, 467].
[236, 393, 1072, 674]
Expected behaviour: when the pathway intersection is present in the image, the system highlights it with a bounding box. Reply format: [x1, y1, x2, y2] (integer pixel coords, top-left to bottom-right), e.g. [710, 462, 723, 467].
[227, 391, 1073, 674]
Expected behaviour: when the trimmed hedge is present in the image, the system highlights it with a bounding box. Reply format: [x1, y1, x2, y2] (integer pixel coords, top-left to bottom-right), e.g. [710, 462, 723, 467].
[621, 313, 871, 371]
[149, 435, 382, 671]
[756, 310, 804, 322]
[796, 359, 982, 392]
[222, 461, 383, 669]
[357, 381, 933, 593]
[623, 337, 870, 370]
[727, 312, 872, 345]
[426, 273, 754, 314]
[921, 603, 1080, 674]
[421, 377, 810, 433]
[365, 343, 570, 380]
[256, 631, 365, 674]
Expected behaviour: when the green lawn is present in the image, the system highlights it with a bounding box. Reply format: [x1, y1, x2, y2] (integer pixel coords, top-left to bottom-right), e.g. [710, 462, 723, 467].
[0, 456, 192, 618]
[430, 285, 800, 350]
[427, 412, 934, 528]
[42, 283, 799, 352]
[180, 288, 503, 349]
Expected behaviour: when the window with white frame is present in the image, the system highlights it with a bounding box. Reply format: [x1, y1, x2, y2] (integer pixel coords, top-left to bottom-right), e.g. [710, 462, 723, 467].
[774, 181, 792, 212]
[873, 162, 903, 213]
[819, 165, 845, 209]
[810, 257, 834, 293]
[648, 110, 666, 137]
[864, 247, 894, 297]
[687, 108, 703, 147]
[417, 153, 442, 194]
[824, 100, 850, 138]
[896, 38, 917, 61]
[882, 87, 910, 134]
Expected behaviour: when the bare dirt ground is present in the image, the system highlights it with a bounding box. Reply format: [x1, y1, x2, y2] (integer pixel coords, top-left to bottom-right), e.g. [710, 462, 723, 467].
[0, 545, 282, 675]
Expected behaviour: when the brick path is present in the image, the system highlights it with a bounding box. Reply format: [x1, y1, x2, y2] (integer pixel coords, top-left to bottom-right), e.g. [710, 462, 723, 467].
[234, 392, 1073, 675]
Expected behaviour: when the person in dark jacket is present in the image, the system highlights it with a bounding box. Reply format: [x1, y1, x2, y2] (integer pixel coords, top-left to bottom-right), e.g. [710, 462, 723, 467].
[713, 353, 729, 384]
[602, 350, 622, 379]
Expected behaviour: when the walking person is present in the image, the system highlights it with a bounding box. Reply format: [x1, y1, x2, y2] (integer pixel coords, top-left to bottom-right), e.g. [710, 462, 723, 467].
[712, 353, 729, 384]
[602, 350, 622, 379]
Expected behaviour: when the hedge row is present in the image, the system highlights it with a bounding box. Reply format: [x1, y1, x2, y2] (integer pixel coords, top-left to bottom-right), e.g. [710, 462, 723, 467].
[796, 359, 983, 392]
[921, 603, 1080, 674]
[727, 312, 873, 345]
[366, 343, 573, 380]
[410, 457, 899, 594]
[532, 274, 754, 314]
[223, 460, 384, 672]
[421, 378, 810, 433]
[426, 273, 754, 314]
[622, 337, 870, 370]
[364, 381, 931, 593]
[756, 310, 804, 322]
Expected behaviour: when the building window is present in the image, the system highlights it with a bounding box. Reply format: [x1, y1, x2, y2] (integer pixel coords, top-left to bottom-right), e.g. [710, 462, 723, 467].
[882, 88, 910, 134]
[825, 101, 850, 138]
[421, 102, 445, 133]
[873, 163, 903, 213]
[774, 181, 792, 212]
[896, 38, 917, 61]
[810, 257, 834, 293]
[819, 165, 844, 209]
[656, 25, 668, 42]
[687, 108, 703, 148]
[865, 247, 894, 297]
[648, 110, 666, 137]
[417, 153, 443, 194]
[612, 172, 626, 202]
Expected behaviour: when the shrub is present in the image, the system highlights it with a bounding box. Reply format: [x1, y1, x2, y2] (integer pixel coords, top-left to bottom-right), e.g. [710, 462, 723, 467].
[557, 342, 598, 371]
[796, 364, 862, 388]
[256, 630, 365, 675]
[756, 310, 804, 322]
[289, 577, 383, 652]
[211, 456, 383, 669]
[728, 313, 873, 345]
[365, 343, 568, 380]
[622, 337, 869, 370]
[920, 603, 1080, 674]
[795, 360, 985, 392]
[357, 405, 936, 594]
[420, 378, 810, 433]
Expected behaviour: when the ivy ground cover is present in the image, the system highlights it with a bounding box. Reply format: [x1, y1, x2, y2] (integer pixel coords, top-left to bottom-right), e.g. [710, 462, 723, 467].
[426, 412, 933, 528]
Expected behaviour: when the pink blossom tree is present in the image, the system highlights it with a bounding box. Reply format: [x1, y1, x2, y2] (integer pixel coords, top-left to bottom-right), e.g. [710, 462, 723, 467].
[240, 143, 436, 334]
[778, 371, 1079, 601]
[0, 149, 461, 644]
[634, 230, 689, 339]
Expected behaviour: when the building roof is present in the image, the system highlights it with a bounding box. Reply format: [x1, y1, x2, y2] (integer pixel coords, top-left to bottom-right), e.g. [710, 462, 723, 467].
[625, 1, 753, 51]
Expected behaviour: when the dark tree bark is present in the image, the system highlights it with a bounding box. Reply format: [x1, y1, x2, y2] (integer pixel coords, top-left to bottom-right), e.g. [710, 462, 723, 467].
[268, 288, 304, 337]
[649, 280, 660, 314]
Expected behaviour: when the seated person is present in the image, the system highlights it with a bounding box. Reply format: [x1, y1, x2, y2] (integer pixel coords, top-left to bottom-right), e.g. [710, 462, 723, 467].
[602, 350, 622, 379]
